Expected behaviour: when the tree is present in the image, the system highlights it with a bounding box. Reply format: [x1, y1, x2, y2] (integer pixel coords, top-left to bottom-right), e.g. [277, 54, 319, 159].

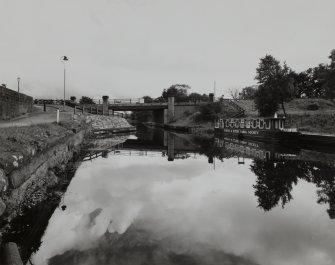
[79, 96, 95, 105]
[240, 86, 257, 99]
[162, 84, 190, 102]
[330, 49, 335, 68]
[323, 70, 335, 99]
[196, 102, 222, 122]
[188, 92, 209, 103]
[255, 55, 282, 84]
[323, 50, 335, 99]
[153, 96, 166, 103]
[142, 96, 154, 103]
[254, 55, 294, 116]
[228, 88, 241, 99]
[290, 50, 335, 99]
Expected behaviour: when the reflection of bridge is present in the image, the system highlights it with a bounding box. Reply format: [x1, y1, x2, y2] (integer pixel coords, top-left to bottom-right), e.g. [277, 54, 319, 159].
[83, 149, 198, 162]
[83, 131, 204, 162]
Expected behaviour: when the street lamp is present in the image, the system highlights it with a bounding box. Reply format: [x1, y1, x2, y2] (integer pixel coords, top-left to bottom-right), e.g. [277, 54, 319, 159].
[17, 77, 20, 107]
[17, 77, 20, 94]
[61, 56, 69, 111]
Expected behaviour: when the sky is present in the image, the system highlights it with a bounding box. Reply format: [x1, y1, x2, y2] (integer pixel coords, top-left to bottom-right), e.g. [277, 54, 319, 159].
[1, 0, 335, 100]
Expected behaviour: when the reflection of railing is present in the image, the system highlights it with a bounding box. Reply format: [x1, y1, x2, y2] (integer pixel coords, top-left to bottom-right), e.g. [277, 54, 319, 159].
[215, 138, 296, 161]
[83, 149, 199, 161]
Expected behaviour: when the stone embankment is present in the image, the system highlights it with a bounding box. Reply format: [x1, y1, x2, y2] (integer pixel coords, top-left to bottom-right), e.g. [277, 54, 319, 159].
[0, 114, 133, 229]
[0, 114, 134, 263]
[85, 115, 131, 130]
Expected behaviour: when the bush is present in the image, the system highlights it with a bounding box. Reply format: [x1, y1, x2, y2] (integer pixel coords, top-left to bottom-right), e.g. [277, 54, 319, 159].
[79, 96, 95, 105]
[196, 102, 222, 122]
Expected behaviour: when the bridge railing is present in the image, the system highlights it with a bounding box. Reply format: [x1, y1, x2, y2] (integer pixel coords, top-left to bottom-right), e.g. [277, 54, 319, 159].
[93, 98, 145, 104]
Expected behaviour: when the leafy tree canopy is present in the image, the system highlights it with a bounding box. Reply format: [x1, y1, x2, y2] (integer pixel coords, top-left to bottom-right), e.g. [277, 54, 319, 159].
[79, 96, 95, 105]
[188, 92, 210, 102]
[254, 55, 294, 116]
[142, 95, 154, 103]
[162, 84, 190, 102]
[240, 86, 257, 100]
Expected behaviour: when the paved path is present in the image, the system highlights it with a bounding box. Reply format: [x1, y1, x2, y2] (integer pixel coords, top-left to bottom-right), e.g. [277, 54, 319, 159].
[0, 105, 74, 128]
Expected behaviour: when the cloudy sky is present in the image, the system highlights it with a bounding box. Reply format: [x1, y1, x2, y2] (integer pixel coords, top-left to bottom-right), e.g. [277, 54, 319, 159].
[1, 0, 334, 99]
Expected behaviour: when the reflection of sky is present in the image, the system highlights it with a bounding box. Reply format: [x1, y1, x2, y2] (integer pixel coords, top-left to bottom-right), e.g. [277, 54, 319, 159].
[33, 154, 335, 265]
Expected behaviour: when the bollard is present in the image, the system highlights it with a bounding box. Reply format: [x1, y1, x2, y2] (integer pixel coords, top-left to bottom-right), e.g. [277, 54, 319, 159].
[56, 109, 60, 124]
[74, 106, 76, 114]
[2, 242, 23, 265]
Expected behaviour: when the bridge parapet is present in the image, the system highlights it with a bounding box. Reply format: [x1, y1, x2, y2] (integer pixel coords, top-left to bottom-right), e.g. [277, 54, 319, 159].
[94, 98, 145, 104]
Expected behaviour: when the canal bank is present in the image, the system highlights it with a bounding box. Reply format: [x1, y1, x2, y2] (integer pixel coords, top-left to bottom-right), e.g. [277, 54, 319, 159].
[0, 114, 134, 263]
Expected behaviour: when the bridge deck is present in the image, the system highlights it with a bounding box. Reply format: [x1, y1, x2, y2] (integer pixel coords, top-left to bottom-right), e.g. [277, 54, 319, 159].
[109, 103, 168, 111]
[79, 102, 198, 111]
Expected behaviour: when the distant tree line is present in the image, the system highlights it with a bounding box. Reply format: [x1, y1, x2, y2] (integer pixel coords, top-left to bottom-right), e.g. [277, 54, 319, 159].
[142, 84, 213, 103]
[232, 49, 335, 116]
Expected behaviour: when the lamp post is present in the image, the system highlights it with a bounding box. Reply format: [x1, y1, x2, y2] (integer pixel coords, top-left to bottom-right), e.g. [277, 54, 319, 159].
[17, 77, 20, 111]
[17, 77, 20, 94]
[61, 56, 69, 111]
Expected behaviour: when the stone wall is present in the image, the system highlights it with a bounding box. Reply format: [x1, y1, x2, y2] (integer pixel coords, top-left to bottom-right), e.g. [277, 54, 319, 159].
[0, 86, 33, 120]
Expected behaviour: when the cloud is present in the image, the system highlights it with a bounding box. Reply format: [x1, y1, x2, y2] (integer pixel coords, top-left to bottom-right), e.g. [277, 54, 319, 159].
[1, 0, 335, 99]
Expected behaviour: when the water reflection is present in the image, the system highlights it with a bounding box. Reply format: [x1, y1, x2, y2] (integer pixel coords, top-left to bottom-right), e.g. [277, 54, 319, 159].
[251, 159, 335, 218]
[12, 128, 335, 265]
[214, 136, 335, 219]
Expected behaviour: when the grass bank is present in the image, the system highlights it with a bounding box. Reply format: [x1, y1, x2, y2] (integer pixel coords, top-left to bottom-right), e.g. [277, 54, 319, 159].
[0, 123, 74, 175]
[168, 98, 335, 135]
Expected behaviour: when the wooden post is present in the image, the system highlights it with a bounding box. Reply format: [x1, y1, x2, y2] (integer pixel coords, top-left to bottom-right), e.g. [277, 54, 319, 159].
[3, 242, 23, 265]
[56, 109, 60, 124]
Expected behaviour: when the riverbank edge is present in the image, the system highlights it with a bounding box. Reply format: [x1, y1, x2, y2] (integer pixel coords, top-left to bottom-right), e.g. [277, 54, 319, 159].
[0, 115, 135, 263]
[0, 115, 134, 220]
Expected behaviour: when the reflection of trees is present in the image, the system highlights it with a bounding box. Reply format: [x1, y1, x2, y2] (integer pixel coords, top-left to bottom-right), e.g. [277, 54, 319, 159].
[195, 136, 335, 218]
[312, 164, 335, 219]
[251, 159, 335, 219]
[251, 160, 301, 211]
[194, 137, 234, 162]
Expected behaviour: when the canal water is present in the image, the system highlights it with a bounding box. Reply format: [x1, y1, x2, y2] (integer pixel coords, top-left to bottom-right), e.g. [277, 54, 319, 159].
[31, 127, 335, 265]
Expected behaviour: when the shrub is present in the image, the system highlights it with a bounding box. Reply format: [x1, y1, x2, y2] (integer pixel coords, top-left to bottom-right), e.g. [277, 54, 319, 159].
[196, 102, 222, 122]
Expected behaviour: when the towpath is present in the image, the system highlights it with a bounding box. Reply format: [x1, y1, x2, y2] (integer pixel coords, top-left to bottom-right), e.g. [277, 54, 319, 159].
[0, 105, 74, 128]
